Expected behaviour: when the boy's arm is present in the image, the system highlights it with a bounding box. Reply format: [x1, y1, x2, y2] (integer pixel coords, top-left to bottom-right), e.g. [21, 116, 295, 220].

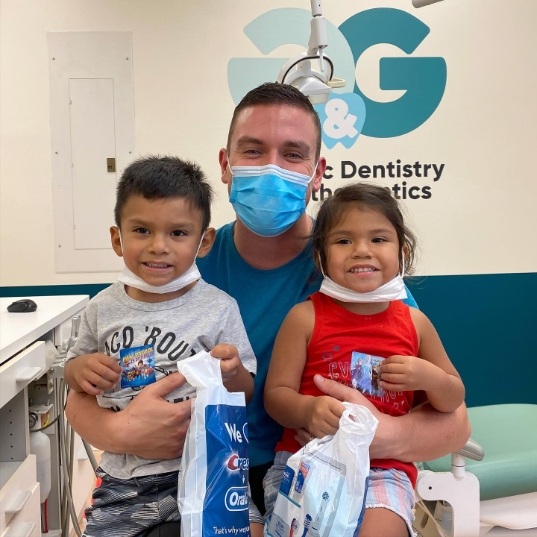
[65, 373, 193, 459]
[64, 357, 85, 392]
[63, 304, 121, 395]
[314, 374, 471, 461]
[214, 299, 257, 401]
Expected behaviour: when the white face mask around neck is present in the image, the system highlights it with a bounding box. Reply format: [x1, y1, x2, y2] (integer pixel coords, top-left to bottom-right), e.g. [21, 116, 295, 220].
[319, 274, 407, 303]
[318, 258, 407, 303]
[116, 231, 204, 295]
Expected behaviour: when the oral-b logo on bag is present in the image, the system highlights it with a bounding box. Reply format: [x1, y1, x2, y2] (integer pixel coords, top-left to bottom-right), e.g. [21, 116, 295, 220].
[224, 486, 249, 511]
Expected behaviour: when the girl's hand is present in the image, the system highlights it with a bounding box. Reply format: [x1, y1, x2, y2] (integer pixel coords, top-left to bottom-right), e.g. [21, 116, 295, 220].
[303, 395, 344, 439]
[379, 355, 441, 392]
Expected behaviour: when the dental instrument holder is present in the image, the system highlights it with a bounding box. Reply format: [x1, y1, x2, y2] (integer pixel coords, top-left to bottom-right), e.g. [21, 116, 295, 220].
[415, 439, 484, 537]
[65, 315, 80, 355]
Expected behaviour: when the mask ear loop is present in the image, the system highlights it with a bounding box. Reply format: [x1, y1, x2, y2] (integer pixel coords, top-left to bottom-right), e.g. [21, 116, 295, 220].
[118, 229, 124, 255]
[316, 252, 328, 278]
[310, 160, 320, 184]
[195, 232, 205, 258]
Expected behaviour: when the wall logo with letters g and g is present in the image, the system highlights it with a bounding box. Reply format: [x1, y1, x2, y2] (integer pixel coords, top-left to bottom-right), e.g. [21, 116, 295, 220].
[228, 7, 446, 149]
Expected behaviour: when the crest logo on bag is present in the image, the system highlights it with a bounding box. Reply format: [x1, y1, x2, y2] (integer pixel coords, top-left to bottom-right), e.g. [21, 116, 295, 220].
[227, 453, 250, 471]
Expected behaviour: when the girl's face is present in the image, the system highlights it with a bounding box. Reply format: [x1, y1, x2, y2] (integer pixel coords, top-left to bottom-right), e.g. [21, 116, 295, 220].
[324, 206, 400, 294]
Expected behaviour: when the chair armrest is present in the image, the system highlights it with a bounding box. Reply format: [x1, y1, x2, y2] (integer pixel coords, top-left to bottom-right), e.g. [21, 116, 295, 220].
[456, 438, 485, 462]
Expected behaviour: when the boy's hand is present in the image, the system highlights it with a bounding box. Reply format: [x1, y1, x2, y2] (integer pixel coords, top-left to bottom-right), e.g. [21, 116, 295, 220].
[210, 344, 253, 400]
[66, 353, 122, 395]
[211, 343, 241, 381]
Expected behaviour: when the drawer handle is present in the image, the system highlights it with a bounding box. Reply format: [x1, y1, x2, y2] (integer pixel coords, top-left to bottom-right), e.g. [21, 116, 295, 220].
[5, 521, 36, 537]
[15, 366, 44, 384]
[4, 489, 32, 515]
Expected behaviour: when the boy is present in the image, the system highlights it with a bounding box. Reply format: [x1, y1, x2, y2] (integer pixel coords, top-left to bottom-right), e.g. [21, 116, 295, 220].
[64, 156, 262, 536]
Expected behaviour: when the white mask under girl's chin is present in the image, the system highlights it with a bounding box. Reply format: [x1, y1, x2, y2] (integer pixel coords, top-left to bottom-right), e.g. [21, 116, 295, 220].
[319, 253, 407, 303]
[319, 274, 407, 303]
[115, 230, 202, 295]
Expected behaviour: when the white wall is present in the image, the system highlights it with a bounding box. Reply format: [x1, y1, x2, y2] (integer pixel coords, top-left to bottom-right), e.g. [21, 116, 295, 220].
[1, 0, 536, 286]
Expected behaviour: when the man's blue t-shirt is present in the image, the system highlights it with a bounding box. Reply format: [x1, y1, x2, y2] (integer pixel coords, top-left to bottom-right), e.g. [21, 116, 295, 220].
[197, 221, 417, 467]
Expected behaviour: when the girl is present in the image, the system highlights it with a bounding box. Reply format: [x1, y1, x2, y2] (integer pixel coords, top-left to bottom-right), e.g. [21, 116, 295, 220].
[263, 183, 465, 537]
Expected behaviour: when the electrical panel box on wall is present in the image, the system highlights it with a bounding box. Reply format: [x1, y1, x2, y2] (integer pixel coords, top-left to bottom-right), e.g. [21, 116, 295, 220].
[48, 32, 135, 273]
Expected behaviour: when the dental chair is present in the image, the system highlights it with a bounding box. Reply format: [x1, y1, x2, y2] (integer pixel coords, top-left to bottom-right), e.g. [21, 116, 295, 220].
[413, 404, 537, 537]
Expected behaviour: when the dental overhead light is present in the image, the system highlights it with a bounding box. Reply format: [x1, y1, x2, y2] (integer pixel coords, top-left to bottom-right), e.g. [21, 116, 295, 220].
[412, 0, 445, 6]
[278, 0, 445, 104]
[277, 0, 345, 104]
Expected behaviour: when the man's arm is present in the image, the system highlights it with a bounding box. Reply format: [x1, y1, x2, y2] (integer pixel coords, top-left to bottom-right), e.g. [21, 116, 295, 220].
[65, 373, 192, 460]
[314, 374, 470, 462]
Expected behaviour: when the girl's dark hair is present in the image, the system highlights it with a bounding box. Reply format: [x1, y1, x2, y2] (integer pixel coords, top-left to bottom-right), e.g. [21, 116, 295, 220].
[114, 155, 213, 231]
[313, 183, 417, 275]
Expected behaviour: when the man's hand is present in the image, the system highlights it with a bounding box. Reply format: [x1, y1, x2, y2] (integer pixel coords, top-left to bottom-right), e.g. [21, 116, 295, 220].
[65, 353, 121, 395]
[313, 373, 470, 461]
[119, 373, 192, 459]
[313, 374, 379, 414]
[66, 372, 192, 459]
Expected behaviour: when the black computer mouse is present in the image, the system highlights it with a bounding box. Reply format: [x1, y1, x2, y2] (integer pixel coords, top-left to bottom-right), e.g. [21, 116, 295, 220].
[7, 299, 38, 313]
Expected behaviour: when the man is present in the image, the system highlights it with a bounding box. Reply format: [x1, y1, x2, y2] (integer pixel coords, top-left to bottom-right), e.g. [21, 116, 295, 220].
[66, 82, 470, 516]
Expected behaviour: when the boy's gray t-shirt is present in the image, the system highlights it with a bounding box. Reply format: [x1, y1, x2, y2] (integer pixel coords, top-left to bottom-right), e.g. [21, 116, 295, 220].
[67, 279, 256, 479]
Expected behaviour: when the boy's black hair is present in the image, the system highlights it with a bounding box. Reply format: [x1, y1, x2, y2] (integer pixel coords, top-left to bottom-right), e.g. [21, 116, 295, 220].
[313, 183, 418, 275]
[227, 82, 322, 159]
[114, 156, 213, 231]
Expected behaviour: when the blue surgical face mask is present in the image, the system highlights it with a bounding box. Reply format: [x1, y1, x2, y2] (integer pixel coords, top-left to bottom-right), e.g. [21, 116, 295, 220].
[229, 164, 315, 237]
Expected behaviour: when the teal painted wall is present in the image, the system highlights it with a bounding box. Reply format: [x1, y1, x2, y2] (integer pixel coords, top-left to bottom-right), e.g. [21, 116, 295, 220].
[407, 273, 536, 407]
[2, 273, 535, 407]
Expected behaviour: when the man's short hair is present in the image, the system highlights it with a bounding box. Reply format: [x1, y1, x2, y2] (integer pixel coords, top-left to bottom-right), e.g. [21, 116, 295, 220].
[227, 82, 322, 159]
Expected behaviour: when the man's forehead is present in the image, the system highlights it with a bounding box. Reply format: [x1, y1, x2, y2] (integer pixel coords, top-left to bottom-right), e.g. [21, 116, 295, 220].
[236, 102, 311, 122]
[231, 104, 317, 145]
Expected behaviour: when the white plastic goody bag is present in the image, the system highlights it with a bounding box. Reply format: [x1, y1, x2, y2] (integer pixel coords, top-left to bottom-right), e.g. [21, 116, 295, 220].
[266, 403, 378, 537]
[177, 351, 250, 537]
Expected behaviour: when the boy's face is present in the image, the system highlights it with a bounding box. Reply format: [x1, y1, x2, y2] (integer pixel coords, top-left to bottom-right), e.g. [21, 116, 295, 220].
[110, 195, 213, 302]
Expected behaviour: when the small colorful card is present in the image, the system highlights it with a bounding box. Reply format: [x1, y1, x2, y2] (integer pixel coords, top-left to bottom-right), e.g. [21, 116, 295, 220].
[351, 351, 384, 397]
[119, 344, 156, 388]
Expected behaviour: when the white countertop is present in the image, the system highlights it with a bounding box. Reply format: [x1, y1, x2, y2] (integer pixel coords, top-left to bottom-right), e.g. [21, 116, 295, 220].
[0, 295, 89, 364]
